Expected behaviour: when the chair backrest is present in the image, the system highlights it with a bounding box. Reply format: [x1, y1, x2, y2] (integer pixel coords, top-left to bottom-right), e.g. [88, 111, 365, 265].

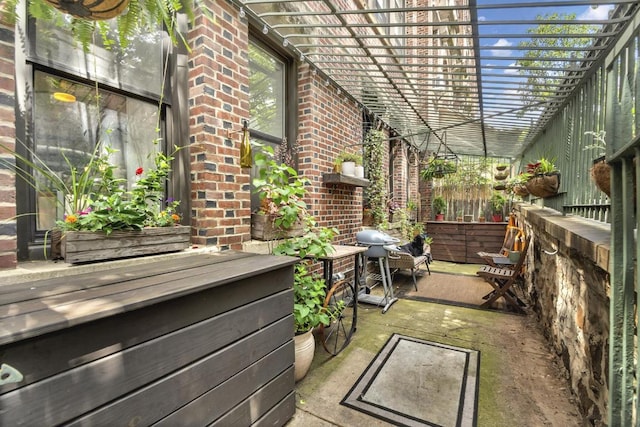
[511, 235, 531, 274]
[501, 226, 523, 255]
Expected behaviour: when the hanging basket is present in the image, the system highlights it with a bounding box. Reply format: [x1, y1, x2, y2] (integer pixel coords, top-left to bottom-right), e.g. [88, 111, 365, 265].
[513, 185, 529, 197]
[525, 172, 561, 198]
[493, 184, 506, 191]
[45, 0, 131, 20]
[494, 172, 509, 181]
[496, 165, 508, 171]
[590, 158, 611, 197]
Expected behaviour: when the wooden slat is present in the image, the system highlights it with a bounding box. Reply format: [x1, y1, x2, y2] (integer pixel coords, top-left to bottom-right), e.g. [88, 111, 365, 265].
[252, 391, 297, 427]
[0, 285, 292, 394]
[0, 251, 253, 303]
[211, 369, 296, 426]
[1, 312, 293, 426]
[0, 254, 296, 344]
[156, 346, 294, 426]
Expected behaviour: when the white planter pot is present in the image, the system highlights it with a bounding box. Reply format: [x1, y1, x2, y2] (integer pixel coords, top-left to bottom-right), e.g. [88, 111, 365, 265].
[354, 165, 365, 178]
[341, 161, 356, 177]
[294, 329, 315, 382]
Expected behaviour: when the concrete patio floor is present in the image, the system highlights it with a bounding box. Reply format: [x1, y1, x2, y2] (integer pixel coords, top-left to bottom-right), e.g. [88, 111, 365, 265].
[286, 263, 584, 427]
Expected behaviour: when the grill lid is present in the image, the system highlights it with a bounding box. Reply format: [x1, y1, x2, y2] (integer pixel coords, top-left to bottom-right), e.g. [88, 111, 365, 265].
[356, 230, 398, 245]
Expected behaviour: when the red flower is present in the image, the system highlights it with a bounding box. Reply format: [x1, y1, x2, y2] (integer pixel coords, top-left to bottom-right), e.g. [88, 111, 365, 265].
[135, 167, 144, 175]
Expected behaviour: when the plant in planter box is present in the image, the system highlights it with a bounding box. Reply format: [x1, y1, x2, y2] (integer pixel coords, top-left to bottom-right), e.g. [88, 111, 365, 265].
[505, 173, 531, 198]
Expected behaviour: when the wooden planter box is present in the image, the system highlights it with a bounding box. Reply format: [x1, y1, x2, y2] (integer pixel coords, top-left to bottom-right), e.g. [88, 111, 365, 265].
[61, 225, 191, 264]
[427, 221, 507, 264]
[251, 214, 305, 241]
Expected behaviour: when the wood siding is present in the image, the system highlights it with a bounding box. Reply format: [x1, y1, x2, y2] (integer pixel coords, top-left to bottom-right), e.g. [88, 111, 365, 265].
[0, 252, 297, 426]
[428, 221, 507, 264]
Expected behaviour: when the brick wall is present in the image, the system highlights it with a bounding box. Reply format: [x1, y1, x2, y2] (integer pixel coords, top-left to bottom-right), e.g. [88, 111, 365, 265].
[0, 20, 17, 269]
[187, 1, 251, 251]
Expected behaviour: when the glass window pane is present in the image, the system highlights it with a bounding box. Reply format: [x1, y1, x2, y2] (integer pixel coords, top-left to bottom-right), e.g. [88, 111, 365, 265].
[32, 71, 160, 231]
[249, 42, 285, 138]
[33, 20, 164, 98]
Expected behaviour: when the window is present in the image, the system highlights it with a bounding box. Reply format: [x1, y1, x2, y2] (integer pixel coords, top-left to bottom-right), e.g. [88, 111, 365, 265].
[248, 39, 289, 212]
[16, 18, 177, 259]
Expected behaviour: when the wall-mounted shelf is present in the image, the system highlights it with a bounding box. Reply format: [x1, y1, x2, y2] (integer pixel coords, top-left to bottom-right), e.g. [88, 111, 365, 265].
[322, 173, 370, 187]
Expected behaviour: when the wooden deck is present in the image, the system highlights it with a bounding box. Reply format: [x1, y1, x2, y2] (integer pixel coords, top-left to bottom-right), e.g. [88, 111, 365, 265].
[0, 251, 298, 426]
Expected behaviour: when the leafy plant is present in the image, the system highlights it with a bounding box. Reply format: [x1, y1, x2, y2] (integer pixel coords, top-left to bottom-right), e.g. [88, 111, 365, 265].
[253, 144, 311, 232]
[2, 0, 195, 51]
[526, 158, 557, 175]
[1, 140, 182, 234]
[336, 151, 362, 166]
[432, 196, 446, 215]
[583, 130, 606, 158]
[490, 192, 506, 213]
[363, 129, 387, 226]
[421, 158, 456, 180]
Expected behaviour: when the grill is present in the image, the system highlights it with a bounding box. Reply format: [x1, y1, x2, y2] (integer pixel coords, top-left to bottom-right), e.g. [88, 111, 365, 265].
[356, 230, 399, 258]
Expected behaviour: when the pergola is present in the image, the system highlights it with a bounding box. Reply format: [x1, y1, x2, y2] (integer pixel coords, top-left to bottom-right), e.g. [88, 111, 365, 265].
[232, 0, 638, 158]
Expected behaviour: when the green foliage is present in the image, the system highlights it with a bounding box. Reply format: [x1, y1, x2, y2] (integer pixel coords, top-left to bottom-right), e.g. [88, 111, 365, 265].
[253, 144, 311, 232]
[490, 192, 506, 213]
[1, 139, 182, 234]
[432, 196, 446, 214]
[336, 151, 362, 166]
[290, 263, 343, 334]
[526, 157, 557, 174]
[421, 158, 456, 180]
[2, 0, 194, 51]
[515, 13, 597, 109]
[363, 129, 387, 226]
[583, 130, 606, 157]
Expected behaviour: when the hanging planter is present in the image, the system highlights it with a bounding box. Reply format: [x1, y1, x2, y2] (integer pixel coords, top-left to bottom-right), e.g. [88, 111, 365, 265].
[45, 0, 131, 20]
[525, 172, 561, 198]
[493, 184, 506, 191]
[590, 156, 611, 197]
[496, 164, 508, 171]
[494, 171, 509, 181]
[513, 185, 530, 197]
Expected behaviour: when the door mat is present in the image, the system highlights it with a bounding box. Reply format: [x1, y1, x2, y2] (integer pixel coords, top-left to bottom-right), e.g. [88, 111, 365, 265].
[341, 334, 480, 427]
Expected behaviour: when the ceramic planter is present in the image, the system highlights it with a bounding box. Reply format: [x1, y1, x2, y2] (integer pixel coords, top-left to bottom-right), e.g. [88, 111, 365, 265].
[294, 329, 315, 381]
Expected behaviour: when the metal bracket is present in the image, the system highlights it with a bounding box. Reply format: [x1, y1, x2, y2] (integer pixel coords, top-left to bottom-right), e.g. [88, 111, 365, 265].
[0, 363, 24, 385]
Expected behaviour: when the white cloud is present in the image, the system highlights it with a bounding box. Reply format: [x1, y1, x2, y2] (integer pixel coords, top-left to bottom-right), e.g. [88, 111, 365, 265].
[504, 63, 519, 75]
[491, 39, 513, 57]
[578, 5, 614, 20]
[478, 16, 486, 22]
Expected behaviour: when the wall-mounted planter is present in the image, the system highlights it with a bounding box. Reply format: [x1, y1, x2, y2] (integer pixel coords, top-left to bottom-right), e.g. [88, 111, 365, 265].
[590, 157, 610, 197]
[46, 0, 131, 20]
[525, 172, 560, 198]
[251, 214, 305, 241]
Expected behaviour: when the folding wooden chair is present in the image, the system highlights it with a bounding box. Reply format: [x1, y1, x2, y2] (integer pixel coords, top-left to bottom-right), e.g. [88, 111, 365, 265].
[477, 225, 524, 267]
[476, 235, 531, 313]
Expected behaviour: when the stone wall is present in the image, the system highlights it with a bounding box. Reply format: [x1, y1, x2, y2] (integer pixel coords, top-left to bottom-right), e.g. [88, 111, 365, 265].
[517, 205, 610, 423]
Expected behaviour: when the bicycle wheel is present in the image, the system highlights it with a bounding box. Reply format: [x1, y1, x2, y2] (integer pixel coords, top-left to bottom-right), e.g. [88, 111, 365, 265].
[319, 279, 357, 356]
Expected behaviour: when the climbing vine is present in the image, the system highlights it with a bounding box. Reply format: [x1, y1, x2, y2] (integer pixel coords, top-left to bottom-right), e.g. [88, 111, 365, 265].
[364, 129, 387, 226]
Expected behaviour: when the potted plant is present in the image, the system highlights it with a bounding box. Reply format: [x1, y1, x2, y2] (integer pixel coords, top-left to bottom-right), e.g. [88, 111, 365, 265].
[496, 163, 509, 171]
[252, 144, 308, 240]
[274, 221, 338, 381]
[336, 152, 362, 177]
[490, 192, 506, 222]
[524, 157, 560, 198]
[421, 158, 456, 180]
[432, 196, 446, 221]
[456, 209, 464, 222]
[506, 173, 531, 198]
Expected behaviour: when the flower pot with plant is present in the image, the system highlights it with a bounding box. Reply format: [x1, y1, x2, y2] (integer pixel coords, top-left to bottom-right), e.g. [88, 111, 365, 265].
[421, 157, 456, 180]
[336, 152, 362, 177]
[490, 192, 506, 222]
[432, 196, 446, 221]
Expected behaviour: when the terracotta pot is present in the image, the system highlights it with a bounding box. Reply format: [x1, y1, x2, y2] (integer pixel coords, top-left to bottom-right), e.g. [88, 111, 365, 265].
[492, 214, 503, 222]
[45, 0, 130, 20]
[294, 329, 315, 382]
[435, 213, 444, 221]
